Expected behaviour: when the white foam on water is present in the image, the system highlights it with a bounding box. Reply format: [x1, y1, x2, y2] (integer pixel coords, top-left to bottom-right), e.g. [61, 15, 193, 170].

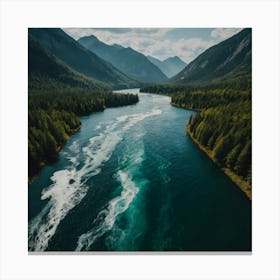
[29, 109, 162, 251]
[76, 135, 146, 251]
[76, 170, 139, 251]
[29, 169, 87, 251]
[117, 115, 128, 122]
[69, 141, 79, 153]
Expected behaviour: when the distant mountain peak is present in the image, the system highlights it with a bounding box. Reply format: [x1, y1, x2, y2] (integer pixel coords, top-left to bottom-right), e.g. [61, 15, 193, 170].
[78, 35, 167, 83]
[112, 43, 124, 49]
[79, 34, 99, 41]
[166, 56, 178, 60]
[164, 56, 185, 63]
[148, 55, 187, 78]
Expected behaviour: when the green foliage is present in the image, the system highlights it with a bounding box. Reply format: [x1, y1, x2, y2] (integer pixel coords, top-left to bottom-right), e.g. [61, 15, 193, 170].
[141, 77, 251, 94]
[28, 108, 81, 176]
[28, 29, 140, 179]
[140, 29, 252, 193]
[188, 99, 251, 184]
[171, 89, 250, 110]
[28, 90, 139, 177]
[141, 80, 252, 188]
[103, 92, 139, 107]
[234, 141, 251, 178]
[226, 144, 241, 169]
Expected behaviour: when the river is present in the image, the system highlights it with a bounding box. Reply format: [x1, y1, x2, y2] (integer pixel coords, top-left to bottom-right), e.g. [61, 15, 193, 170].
[28, 88, 251, 252]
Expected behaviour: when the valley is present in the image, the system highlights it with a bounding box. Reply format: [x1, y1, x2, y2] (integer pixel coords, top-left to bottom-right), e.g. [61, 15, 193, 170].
[28, 28, 252, 252]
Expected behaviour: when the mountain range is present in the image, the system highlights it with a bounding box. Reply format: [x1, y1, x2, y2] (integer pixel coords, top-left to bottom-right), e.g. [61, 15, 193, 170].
[28, 28, 251, 93]
[171, 28, 251, 86]
[29, 28, 139, 90]
[147, 55, 187, 78]
[28, 34, 109, 92]
[78, 35, 167, 83]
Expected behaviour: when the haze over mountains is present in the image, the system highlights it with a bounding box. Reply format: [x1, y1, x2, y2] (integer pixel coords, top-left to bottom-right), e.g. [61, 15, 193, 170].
[147, 55, 187, 78]
[171, 28, 251, 86]
[78, 35, 168, 83]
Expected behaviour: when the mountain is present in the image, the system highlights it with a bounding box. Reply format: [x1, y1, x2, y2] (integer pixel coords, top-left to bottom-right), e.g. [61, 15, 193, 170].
[147, 55, 187, 78]
[78, 35, 167, 83]
[28, 28, 138, 89]
[170, 28, 251, 85]
[163, 56, 187, 77]
[28, 35, 108, 92]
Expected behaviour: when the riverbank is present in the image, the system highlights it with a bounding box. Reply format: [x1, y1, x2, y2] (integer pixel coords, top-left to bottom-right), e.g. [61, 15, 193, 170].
[170, 102, 201, 112]
[28, 91, 140, 184]
[186, 124, 251, 200]
[28, 124, 82, 184]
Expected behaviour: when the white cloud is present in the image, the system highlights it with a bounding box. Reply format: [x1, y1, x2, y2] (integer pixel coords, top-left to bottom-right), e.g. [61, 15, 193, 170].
[137, 37, 216, 63]
[63, 28, 240, 63]
[211, 28, 242, 40]
[63, 28, 172, 40]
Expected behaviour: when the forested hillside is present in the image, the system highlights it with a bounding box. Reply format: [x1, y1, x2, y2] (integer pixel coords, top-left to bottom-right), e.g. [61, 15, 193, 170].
[171, 28, 251, 85]
[151, 86, 252, 198]
[187, 102, 251, 188]
[29, 28, 139, 89]
[180, 91, 251, 198]
[28, 29, 139, 179]
[29, 35, 108, 92]
[28, 91, 138, 178]
[141, 29, 252, 198]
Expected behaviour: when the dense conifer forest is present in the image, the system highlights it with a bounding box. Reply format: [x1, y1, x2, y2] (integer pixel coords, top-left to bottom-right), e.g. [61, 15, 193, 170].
[28, 28, 251, 199]
[140, 29, 252, 198]
[28, 90, 139, 178]
[187, 100, 251, 193]
[28, 30, 139, 179]
[141, 84, 252, 198]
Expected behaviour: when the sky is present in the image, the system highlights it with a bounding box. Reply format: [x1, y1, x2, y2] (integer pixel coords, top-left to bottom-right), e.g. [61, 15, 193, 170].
[63, 28, 242, 63]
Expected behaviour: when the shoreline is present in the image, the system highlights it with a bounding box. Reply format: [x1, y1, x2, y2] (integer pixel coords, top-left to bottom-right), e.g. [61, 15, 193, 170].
[170, 102, 201, 112]
[186, 125, 251, 200]
[28, 124, 82, 184]
[28, 95, 139, 184]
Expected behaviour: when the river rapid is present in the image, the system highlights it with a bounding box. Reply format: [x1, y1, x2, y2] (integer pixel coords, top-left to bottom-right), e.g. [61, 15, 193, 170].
[28, 88, 251, 252]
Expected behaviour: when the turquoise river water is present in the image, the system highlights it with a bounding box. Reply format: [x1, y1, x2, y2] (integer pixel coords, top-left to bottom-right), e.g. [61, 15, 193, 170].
[28, 89, 251, 252]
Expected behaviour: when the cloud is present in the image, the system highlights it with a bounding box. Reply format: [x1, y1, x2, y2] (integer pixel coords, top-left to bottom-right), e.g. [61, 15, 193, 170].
[179, 38, 215, 51]
[63, 28, 172, 40]
[63, 28, 240, 63]
[132, 37, 216, 62]
[211, 28, 242, 40]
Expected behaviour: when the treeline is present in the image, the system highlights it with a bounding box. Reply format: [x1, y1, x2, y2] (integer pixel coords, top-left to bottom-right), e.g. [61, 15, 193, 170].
[29, 90, 139, 178]
[140, 75, 251, 94]
[172, 87, 251, 197]
[103, 92, 139, 108]
[29, 89, 139, 115]
[188, 102, 251, 185]
[140, 85, 193, 95]
[29, 90, 105, 115]
[29, 109, 81, 177]
[142, 83, 252, 198]
[171, 89, 250, 110]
